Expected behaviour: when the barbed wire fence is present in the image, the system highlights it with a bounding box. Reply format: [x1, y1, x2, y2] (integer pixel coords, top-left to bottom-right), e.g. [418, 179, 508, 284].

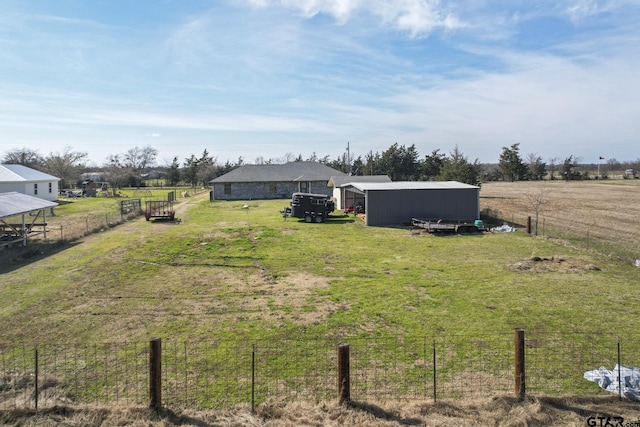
[1, 330, 634, 411]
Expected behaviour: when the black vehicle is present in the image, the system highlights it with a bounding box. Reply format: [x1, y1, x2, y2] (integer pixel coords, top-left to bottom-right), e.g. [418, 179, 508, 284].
[283, 192, 335, 223]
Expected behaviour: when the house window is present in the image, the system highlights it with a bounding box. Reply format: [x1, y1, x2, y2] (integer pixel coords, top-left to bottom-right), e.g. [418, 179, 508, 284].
[269, 183, 277, 193]
[300, 182, 309, 192]
[224, 183, 232, 195]
[34, 183, 38, 195]
[49, 182, 52, 193]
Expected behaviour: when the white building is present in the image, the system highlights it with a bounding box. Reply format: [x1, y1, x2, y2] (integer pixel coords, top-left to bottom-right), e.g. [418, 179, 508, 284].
[328, 175, 392, 211]
[0, 164, 60, 202]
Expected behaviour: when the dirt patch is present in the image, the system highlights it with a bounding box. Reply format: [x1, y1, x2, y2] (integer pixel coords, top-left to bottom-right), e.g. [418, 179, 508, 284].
[507, 256, 601, 273]
[240, 272, 347, 326]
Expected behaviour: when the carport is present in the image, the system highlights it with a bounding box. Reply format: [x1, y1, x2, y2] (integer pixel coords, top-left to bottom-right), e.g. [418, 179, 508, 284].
[0, 192, 58, 247]
[343, 181, 480, 227]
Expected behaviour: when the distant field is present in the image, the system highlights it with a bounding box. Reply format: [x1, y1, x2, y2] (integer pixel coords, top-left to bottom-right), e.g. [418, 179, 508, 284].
[480, 180, 640, 261]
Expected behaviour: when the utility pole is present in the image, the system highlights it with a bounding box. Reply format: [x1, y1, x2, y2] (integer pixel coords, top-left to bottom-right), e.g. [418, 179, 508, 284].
[347, 142, 351, 175]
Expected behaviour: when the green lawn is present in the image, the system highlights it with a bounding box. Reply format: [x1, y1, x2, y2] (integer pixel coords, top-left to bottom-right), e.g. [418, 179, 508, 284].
[1, 194, 637, 346]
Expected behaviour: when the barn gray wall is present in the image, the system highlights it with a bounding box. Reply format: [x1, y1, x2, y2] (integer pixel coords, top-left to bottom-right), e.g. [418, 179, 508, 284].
[365, 188, 479, 226]
[212, 181, 332, 200]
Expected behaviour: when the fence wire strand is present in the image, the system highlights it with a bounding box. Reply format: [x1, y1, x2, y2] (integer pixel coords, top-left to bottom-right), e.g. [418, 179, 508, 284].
[1, 332, 637, 410]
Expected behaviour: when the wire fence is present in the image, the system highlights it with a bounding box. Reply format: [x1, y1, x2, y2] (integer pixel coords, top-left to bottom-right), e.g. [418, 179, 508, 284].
[47, 209, 143, 243]
[482, 210, 640, 263]
[0, 207, 143, 253]
[1, 330, 634, 411]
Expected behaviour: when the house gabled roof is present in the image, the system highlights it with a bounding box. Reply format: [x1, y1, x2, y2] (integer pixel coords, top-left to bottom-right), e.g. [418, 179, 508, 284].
[0, 164, 60, 183]
[0, 192, 58, 219]
[211, 162, 346, 183]
[328, 175, 392, 188]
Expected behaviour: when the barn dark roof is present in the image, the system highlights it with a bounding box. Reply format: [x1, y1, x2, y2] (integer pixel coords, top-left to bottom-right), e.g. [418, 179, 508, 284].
[328, 175, 392, 188]
[0, 192, 58, 219]
[348, 181, 479, 191]
[211, 162, 346, 183]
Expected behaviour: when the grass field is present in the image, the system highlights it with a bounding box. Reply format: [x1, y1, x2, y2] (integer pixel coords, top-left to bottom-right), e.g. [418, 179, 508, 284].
[2, 182, 640, 423]
[2, 183, 639, 345]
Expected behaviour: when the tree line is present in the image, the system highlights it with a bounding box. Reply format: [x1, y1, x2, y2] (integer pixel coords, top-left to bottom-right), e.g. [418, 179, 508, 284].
[2, 143, 638, 190]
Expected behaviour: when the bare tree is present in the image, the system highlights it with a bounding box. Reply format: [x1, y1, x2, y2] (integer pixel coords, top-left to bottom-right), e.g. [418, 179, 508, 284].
[526, 153, 547, 181]
[104, 154, 132, 189]
[2, 147, 43, 168]
[124, 145, 158, 187]
[42, 146, 88, 190]
[525, 186, 552, 236]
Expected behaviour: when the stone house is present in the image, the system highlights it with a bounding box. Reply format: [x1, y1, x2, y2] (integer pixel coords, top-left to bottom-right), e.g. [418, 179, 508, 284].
[210, 162, 346, 201]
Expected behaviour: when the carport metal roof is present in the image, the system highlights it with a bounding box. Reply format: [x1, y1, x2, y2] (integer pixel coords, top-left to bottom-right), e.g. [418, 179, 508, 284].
[0, 192, 58, 247]
[0, 192, 58, 218]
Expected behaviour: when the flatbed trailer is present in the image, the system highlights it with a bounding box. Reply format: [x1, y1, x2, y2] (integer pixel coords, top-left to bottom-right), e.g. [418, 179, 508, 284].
[411, 218, 483, 234]
[145, 200, 175, 221]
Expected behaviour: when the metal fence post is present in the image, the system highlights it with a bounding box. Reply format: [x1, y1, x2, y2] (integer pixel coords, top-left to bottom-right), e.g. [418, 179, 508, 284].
[515, 329, 525, 399]
[433, 338, 437, 402]
[251, 344, 256, 413]
[338, 343, 350, 404]
[34, 347, 39, 410]
[149, 338, 162, 410]
[618, 337, 622, 401]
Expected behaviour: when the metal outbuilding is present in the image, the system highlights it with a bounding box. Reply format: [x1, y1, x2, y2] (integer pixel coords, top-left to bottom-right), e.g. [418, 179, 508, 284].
[0, 192, 58, 247]
[328, 175, 391, 211]
[343, 181, 480, 227]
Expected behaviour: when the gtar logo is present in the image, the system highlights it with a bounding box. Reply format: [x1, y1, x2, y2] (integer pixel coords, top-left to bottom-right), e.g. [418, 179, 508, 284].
[586, 416, 624, 427]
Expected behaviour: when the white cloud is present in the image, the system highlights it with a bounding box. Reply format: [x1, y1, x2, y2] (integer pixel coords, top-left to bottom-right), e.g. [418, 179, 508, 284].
[281, 0, 362, 23]
[241, 0, 463, 37]
[566, 0, 604, 23]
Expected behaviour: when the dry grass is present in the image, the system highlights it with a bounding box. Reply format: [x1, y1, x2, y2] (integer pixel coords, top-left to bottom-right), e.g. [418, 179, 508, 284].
[2, 395, 638, 426]
[480, 180, 640, 260]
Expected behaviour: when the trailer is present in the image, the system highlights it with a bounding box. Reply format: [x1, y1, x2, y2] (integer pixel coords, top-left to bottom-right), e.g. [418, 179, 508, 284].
[281, 192, 335, 223]
[145, 200, 175, 221]
[412, 218, 484, 234]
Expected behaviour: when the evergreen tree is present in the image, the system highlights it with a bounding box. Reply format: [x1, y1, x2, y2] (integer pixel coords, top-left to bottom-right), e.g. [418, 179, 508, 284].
[182, 154, 199, 187]
[166, 157, 181, 186]
[498, 143, 527, 181]
[421, 149, 445, 180]
[364, 151, 382, 176]
[439, 146, 481, 185]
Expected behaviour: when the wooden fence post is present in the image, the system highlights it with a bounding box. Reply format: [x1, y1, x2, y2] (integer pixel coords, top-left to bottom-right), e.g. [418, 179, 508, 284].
[515, 329, 525, 399]
[526, 216, 532, 235]
[149, 338, 162, 410]
[338, 343, 350, 404]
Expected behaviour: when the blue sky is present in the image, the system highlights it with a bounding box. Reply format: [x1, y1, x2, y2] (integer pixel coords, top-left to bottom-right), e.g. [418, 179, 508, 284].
[1, 0, 638, 166]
